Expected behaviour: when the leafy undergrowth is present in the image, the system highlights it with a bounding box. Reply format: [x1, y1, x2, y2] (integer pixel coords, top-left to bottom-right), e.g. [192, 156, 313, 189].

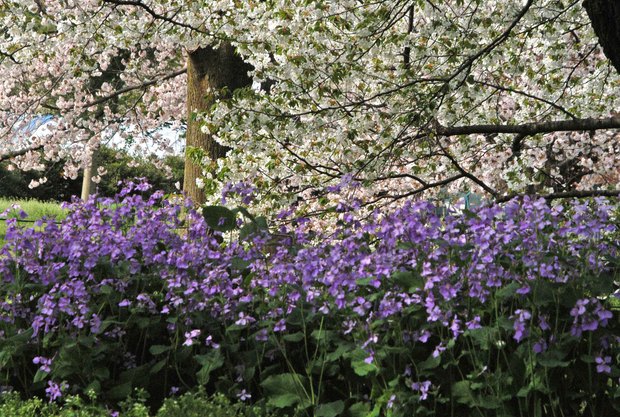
[1, 180, 620, 416]
[0, 390, 276, 417]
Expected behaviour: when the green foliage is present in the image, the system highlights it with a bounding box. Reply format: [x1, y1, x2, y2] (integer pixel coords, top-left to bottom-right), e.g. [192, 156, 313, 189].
[0, 160, 81, 202]
[0, 390, 279, 417]
[91, 146, 184, 198]
[0, 145, 183, 202]
[157, 392, 275, 417]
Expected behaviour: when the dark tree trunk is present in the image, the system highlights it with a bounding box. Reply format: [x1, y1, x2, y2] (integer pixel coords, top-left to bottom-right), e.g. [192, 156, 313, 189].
[183, 44, 252, 205]
[584, 0, 620, 75]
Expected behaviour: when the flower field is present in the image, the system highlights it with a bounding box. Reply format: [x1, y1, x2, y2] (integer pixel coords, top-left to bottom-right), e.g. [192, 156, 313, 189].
[1, 181, 619, 416]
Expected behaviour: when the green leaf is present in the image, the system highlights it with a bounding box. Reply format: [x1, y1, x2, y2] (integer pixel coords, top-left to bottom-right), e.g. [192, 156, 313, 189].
[476, 395, 502, 409]
[149, 345, 171, 355]
[452, 380, 473, 405]
[495, 282, 520, 301]
[532, 281, 555, 307]
[203, 205, 237, 232]
[350, 349, 378, 376]
[33, 369, 48, 384]
[537, 351, 570, 368]
[99, 285, 113, 295]
[107, 382, 132, 400]
[261, 373, 310, 408]
[85, 380, 101, 394]
[239, 223, 259, 240]
[268, 393, 300, 408]
[238, 215, 269, 239]
[7, 327, 34, 344]
[466, 326, 497, 350]
[391, 271, 424, 291]
[93, 367, 109, 381]
[316, 400, 345, 417]
[231, 256, 251, 271]
[255, 216, 269, 229]
[150, 358, 167, 374]
[348, 402, 370, 417]
[195, 349, 224, 385]
[418, 354, 441, 371]
[283, 332, 305, 342]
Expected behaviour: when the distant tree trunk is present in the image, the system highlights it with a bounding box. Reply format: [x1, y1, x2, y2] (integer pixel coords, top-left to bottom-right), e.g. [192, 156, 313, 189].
[584, 0, 620, 75]
[183, 44, 252, 205]
[81, 158, 93, 200]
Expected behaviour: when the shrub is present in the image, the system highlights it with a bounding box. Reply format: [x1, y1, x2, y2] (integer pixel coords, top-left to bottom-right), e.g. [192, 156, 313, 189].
[157, 391, 277, 417]
[0, 181, 619, 416]
[0, 146, 183, 202]
[0, 390, 274, 417]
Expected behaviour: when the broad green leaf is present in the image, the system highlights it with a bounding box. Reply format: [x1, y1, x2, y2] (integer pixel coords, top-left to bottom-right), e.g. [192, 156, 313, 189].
[316, 400, 345, 417]
[283, 332, 305, 342]
[149, 345, 171, 355]
[391, 271, 424, 291]
[495, 282, 519, 301]
[107, 382, 132, 400]
[261, 373, 310, 408]
[348, 402, 370, 417]
[452, 380, 473, 405]
[33, 369, 48, 383]
[150, 359, 167, 374]
[202, 205, 237, 232]
[195, 349, 224, 385]
[418, 354, 440, 371]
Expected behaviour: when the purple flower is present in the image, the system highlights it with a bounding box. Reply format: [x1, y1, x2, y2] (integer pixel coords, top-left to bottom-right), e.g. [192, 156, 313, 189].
[595, 356, 612, 374]
[571, 299, 589, 317]
[33, 356, 52, 373]
[432, 343, 446, 358]
[466, 316, 482, 330]
[273, 319, 286, 332]
[411, 380, 432, 400]
[183, 329, 201, 346]
[512, 309, 531, 342]
[45, 380, 66, 402]
[533, 339, 548, 354]
[205, 335, 220, 349]
[237, 389, 251, 401]
[235, 312, 256, 327]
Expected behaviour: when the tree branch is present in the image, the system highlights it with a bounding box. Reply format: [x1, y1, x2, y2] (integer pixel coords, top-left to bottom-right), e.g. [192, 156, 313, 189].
[436, 116, 620, 136]
[84, 68, 186, 108]
[497, 188, 620, 203]
[0, 145, 44, 163]
[102, 0, 208, 34]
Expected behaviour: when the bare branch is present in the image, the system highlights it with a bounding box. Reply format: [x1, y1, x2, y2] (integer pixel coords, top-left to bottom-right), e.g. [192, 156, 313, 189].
[497, 189, 620, 203]
[436, 116, 620, 136]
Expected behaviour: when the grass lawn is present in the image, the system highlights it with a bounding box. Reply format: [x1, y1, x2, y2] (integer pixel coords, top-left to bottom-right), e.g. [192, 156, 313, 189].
[0, 198, 67, 243]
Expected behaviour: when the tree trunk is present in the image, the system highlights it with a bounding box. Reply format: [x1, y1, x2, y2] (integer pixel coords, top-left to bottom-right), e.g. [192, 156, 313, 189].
[183, 44, 252, 205]
[584, 0, 620, 75]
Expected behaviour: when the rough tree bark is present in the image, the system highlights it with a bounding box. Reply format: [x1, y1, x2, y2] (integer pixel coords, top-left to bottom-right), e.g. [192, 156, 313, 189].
[584, 0, 620, 75]
[183, 44, 252, 205]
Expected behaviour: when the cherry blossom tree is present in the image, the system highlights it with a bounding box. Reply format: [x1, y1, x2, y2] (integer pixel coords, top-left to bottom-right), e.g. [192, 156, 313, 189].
[1, 0, 619, 210]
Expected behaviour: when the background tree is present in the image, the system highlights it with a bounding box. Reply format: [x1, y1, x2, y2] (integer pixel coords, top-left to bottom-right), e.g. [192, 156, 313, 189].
[0, 1, 619, 210]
